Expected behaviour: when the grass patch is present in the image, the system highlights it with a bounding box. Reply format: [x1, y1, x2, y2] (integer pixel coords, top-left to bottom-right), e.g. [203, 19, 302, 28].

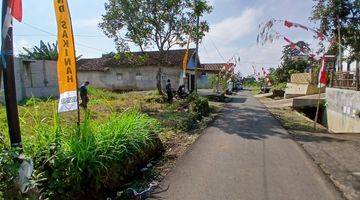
[0, 89, 213, 199]
[268, 107, 327, 133]
[250, 87, 261, 95]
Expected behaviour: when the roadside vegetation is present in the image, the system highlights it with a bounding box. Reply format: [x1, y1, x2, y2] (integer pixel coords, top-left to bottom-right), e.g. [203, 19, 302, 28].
[267, 107, 327, 133]
[0, 89, 214, 199]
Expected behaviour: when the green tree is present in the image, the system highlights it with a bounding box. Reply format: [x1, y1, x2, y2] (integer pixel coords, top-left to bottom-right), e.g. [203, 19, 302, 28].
[19, 40, 58, 60]
[99, 0, 212, 59]
[282, 41, 311, 60]
[310, 0, 360, 59]
[269, 41, 310, 84]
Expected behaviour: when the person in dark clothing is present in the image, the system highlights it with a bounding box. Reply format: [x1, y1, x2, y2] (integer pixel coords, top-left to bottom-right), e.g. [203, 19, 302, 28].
[79, 81, 90, 109]
[177, 84, 187, 99]
[165, 79, 173, 103]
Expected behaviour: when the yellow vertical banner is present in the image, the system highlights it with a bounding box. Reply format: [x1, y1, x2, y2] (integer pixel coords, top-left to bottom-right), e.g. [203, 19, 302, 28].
[54, 0, 78, 113]
[180, 37, 191, 85]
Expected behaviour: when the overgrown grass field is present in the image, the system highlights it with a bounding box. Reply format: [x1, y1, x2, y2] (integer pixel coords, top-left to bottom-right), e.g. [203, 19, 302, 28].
[0, 89, 212, 199]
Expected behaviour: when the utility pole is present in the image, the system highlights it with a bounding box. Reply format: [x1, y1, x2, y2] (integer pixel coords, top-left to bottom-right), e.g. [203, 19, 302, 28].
[1, 0, 22, 148]
[194, 0, 200, 93]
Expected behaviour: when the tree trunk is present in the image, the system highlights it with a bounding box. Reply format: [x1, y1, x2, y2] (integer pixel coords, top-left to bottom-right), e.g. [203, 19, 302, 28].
[156, 67, 163, 95]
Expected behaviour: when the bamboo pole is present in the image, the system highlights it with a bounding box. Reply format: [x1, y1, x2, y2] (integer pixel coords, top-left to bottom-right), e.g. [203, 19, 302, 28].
[314, 88, 321, 130]
[2, 0, 22, 147]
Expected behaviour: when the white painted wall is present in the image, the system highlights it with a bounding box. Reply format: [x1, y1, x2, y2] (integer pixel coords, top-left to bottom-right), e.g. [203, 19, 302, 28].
[78, 66, 182, 91]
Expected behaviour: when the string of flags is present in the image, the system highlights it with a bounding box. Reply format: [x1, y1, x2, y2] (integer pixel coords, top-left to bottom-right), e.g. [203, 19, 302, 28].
[277, 19, 346, 49]
[283, 36, 316, 59]
[283, 20, 325, 41]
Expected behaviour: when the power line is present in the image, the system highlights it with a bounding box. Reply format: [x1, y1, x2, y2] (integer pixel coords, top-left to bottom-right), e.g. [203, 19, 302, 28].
[20, 21, 110, 53]
[206, 36, 227, 62]
[200, 43, 211, 60]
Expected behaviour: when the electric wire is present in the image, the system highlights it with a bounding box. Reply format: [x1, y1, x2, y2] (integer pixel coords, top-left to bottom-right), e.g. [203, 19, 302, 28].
[20, 21, 111, 53]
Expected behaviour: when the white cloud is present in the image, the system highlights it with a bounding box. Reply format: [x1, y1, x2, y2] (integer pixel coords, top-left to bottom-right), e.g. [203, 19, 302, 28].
[209, 8, 263, 44]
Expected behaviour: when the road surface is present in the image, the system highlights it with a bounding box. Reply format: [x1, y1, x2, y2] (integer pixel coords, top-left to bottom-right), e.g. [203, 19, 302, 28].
[158, 91, 342, 200]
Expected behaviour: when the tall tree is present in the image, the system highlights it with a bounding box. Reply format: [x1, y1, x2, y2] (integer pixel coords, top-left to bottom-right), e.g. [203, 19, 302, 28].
[99, 0, 212, 59]
[310, 0, 360, 59]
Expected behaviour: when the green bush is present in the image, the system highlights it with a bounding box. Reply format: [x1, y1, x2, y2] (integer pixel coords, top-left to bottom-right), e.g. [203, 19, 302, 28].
[187, 93, 210, 120]
[272, 82, 287, 90]
[1, 108, 163, 199]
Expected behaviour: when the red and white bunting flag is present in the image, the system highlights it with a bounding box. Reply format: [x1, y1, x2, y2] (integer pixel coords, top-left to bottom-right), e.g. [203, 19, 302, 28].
[318, 58, 327, 88]
[284, 20, 326, 42]
[315, 31, 325, 41]
[2, 0, 22, 40]
[283, 37, 291, 44]
[284, 20, 308, 31]
[284, 20, 293, 28]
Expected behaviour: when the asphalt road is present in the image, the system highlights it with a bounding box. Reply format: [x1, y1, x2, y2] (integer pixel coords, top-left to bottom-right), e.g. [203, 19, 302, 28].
[158, 91, 342, 200]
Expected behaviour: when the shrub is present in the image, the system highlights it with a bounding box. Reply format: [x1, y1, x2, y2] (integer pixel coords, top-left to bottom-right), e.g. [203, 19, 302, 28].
[1, 108, 163, 199]
[187, 93, 210, 120]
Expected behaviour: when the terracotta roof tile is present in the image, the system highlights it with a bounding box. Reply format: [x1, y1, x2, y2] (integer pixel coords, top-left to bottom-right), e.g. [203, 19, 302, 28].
[200, 63, 227, 72]
[78, 49, 196, 72]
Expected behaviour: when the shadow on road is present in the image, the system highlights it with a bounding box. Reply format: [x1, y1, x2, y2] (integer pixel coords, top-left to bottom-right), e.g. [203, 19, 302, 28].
[213, 92, 350, 144]
[213, 103, 290, 140]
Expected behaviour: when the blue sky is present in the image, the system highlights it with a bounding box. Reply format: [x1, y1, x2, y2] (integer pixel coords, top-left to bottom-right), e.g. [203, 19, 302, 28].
[9, 0, 320, 75]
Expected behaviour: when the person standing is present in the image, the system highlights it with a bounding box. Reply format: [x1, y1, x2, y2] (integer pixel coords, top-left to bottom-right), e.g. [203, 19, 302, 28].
[166, 79, 173, 103]
[79, 81, 90, 109]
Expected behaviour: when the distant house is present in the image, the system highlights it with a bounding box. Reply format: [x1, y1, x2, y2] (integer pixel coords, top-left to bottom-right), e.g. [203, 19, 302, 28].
[77, 49, 200, 92]
[197, 63, 225, 89]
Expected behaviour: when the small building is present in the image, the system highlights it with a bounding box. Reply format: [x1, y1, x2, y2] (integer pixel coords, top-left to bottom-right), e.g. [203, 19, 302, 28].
[77, 49, 199, 92]
[197, 63, 224, 89]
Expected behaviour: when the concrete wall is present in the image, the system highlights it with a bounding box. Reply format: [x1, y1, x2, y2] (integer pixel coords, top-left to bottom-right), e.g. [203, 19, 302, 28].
[0, 59, 59, 103]
[326, 87, 360, 133]
[78, 66, 182, 91]
[197, 72, 217, 89]
[285, 83, 325, 99]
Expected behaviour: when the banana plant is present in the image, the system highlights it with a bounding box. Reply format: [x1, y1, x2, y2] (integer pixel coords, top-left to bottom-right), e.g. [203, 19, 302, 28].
[19, 40, 82, 61]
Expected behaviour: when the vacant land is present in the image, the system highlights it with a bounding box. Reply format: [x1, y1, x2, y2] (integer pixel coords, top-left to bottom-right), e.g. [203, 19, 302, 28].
[0, 89, 217, 199]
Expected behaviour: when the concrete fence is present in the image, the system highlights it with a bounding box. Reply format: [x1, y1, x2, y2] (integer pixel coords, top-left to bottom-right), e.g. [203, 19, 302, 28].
[326, 87, 360, 133]
[0, 58, 59, 103]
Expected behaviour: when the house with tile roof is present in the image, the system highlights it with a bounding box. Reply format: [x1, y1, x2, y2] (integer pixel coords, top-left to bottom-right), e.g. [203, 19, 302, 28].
[197, 63, 227, 89]
[77, 49, 200, 92]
